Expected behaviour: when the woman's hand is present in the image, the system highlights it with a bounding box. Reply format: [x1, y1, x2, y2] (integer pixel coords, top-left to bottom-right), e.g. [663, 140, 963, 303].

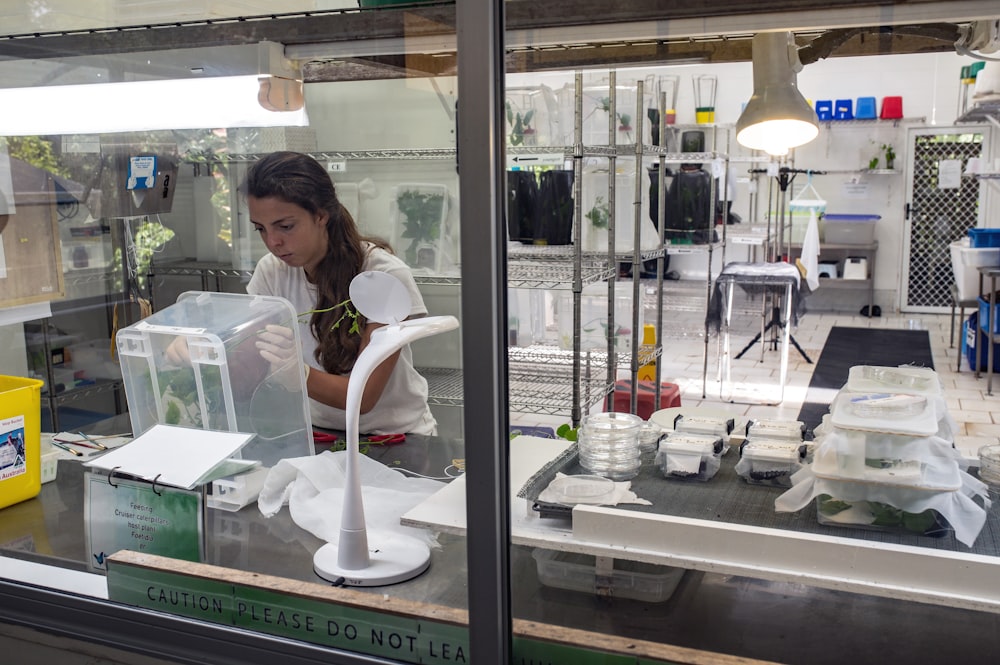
[164, 336, 190, 366]
[256, 324, 297, 366]
[256, 324, 305, 390]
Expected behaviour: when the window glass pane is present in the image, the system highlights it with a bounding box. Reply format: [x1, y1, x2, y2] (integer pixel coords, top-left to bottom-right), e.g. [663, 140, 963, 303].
[0, 5, 469, 664]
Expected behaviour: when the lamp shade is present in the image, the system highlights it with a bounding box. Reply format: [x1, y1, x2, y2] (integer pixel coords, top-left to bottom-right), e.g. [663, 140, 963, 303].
[736, 32, 818, 156]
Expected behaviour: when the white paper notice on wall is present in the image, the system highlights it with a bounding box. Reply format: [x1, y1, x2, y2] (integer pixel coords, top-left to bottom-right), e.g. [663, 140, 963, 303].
[939, 160, 962, 189]
[841, 181, 871, 199]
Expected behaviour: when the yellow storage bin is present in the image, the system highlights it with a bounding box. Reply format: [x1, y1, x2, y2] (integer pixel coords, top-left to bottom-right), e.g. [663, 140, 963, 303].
[0, 376, 44, 510]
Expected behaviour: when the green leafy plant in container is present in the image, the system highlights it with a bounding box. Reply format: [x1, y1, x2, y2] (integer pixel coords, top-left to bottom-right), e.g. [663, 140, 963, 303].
[505, 102, 535, 146]
[585, 196, 610, 230]
[396, 188, 446, 270]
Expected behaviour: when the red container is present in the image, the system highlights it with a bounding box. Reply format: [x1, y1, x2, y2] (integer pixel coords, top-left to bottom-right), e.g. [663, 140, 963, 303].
[880, 96, 903, 119]
[606, 380, 681, 420]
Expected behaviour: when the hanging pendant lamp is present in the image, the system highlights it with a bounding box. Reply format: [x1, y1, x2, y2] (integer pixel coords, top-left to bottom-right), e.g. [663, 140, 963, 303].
[736, 32, 819, 156]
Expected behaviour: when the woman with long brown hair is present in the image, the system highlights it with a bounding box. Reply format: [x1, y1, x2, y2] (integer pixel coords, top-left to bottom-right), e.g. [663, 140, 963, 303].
[244, 151, 436, 435]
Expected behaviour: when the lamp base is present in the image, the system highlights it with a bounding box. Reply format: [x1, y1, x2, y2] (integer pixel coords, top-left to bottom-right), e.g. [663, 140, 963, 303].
[312, 534, 431, 587]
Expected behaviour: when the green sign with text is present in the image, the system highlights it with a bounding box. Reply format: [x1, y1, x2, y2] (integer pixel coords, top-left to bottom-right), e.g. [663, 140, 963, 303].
[107, 561, 686, 664]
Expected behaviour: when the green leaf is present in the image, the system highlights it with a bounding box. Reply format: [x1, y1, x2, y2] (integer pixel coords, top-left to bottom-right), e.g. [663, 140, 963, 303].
[556, 424, 578, 441]
[817, 494, 851, 516]
[901, 509, 937, 534]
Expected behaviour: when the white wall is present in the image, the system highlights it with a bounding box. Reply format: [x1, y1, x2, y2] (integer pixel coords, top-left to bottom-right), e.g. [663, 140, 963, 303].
[507, 51, 987, 310]
[246, 51, 984, 314]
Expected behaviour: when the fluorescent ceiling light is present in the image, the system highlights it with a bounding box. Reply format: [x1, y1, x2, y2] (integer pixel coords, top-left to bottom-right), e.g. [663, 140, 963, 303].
[736, 32, 818, 156]
[0, 74, 308, 136]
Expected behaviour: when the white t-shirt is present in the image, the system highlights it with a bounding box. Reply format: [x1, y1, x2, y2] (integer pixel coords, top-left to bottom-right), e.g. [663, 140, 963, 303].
[246, 244, 436, 435]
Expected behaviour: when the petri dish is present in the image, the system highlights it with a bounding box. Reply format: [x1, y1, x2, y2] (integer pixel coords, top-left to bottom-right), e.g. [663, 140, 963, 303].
[545, 474, 617, 505]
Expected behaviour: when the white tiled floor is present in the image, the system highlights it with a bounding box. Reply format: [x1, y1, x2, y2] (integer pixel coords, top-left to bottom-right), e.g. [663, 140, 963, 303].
[659, 308, 999, 461]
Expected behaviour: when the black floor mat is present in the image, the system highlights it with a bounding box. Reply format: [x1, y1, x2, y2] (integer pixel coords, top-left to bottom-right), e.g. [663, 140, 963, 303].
[797, 326, 935, 438]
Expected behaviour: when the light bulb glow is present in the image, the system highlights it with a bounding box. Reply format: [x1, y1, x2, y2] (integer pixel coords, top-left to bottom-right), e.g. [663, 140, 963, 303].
[0, 75, 308, 136]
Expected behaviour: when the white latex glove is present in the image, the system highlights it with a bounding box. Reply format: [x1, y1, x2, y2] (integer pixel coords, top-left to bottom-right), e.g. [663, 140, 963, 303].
[164, 336, 190, 366]
[255, 324, 303, 390]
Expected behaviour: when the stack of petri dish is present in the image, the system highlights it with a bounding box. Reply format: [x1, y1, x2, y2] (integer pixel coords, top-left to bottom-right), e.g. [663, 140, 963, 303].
[577, 412, 643, 481]
[978, 444, 1000, 502]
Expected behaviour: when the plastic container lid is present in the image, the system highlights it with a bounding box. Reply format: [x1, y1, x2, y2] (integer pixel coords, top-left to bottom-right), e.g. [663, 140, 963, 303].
[823, 214, 881, 222]
[830, 390, 938, 436]
[847, 365, 940, 396]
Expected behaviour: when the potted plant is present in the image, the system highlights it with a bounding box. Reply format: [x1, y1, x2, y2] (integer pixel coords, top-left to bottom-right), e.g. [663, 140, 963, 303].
[582, 194, 610, 252]
[882, 143, 897, 170]
[617, 112, 633, 142]
[867, 142, 897, 171]
[593, 97, 634, 142]
[396, 186, 447, 271]
[585, 196, 610, 231]
[505, 101, 536, 146]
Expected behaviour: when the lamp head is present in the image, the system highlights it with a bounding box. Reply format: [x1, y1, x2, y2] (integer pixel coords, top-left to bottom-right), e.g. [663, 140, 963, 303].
[736, 32, 818, 156]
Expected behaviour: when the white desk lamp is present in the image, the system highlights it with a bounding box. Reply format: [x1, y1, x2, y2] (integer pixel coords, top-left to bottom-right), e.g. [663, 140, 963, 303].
[312, 271, 459, 586]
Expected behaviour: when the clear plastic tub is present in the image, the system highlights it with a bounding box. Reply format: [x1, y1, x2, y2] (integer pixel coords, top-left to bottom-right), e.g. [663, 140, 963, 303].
[532, 549, 686, 603]
[116, 291, 314, 510]
[816, 495, 953, 538]
[655, 433, 724, 481]
[736, 439, 806, 487]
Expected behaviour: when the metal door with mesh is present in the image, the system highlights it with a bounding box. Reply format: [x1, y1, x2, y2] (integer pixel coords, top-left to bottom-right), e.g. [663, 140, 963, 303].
[901, 127, 986, 311]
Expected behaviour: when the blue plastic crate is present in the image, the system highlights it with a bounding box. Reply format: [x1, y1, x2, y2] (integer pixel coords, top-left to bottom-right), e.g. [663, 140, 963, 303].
[834, 99, 854, 120]
[855, 97, 877, 119]
[965, 312, 1000, 371]
[969, 228, 1000, 248]
[978, 296, 1000, 334]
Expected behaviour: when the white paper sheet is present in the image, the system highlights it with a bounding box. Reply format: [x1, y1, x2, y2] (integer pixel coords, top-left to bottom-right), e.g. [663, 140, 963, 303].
[84, 424, 255, 489]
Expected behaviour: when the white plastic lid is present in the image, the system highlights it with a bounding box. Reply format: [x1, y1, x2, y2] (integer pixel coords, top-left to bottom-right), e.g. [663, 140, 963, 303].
[349, 270, 411, 325]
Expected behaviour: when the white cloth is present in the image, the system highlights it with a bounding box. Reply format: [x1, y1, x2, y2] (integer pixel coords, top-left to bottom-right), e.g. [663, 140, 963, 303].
[247, 243, 436, 435]
[802, 209, 821, 291]
[257, 450, 444, 547]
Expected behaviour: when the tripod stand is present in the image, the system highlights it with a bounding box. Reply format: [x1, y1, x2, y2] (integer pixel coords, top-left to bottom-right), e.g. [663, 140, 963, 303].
[735, 301, 812, 362]
[734, 166, 824, 364]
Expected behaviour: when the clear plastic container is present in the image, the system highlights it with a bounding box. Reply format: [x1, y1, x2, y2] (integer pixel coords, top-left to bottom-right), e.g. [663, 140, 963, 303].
[116, 291, 314, 510]
[736, 439, 805, 487]
[532, 549, 686, 603]
[655, 433, 724, 481]
[816, 495, 953, 538]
